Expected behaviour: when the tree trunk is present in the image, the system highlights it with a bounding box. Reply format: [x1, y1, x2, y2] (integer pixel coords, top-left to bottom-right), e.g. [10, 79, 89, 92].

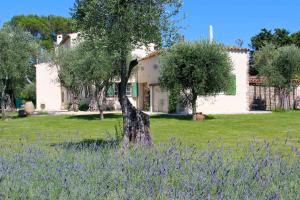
[1, 95, 5, 120]
[191, 94, 197, 121]
[96, 101, 104, 120]
[120, 96, 152, 148]
[279, 88, 289, 110]
[293, 87, 296, 110]
[119, 57, 152, 148]
[96, 88, 105, 120]
[1, 77, 7, 120]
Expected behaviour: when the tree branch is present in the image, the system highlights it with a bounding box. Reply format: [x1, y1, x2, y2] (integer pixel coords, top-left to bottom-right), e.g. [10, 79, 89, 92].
[126, 59, 138, 82]
[25, 75, 33, 85]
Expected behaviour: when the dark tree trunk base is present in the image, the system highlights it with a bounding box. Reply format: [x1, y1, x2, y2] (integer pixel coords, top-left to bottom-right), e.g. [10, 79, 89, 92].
[123, 96, 152, 148]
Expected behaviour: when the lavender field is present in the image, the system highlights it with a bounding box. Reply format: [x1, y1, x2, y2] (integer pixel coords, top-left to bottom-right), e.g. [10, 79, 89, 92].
[0, 139, 299, 199]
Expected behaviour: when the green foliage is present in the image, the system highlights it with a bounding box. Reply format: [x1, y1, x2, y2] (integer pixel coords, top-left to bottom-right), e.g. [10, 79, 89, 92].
[251, 28, 293, 51]
[168, 86, 180, 113]
[72, 0, 183, 134]
[160, 40, 232, 114]
[54, 47, 84, 96]
[9, 15, 75, 49]
[250, 28, 300, 76]
[72, 0, 183, 52]
[72, 0, 183, 109]
[0, 26, 37, 82]
[254, 44, 300, 109]
[251, 29, 274, 51]
[0, 26, 38, 118]
[79, 101, 89, 111]
[291, 31, 300, 47]
[54, 38, 116, 94]
[19, 83, 36, 102]
[254, 44, 300, 88]
[54, 38, 117, 119]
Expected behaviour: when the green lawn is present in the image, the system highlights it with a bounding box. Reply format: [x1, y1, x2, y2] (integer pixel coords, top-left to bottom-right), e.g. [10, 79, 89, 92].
[0, 111, 299, 150]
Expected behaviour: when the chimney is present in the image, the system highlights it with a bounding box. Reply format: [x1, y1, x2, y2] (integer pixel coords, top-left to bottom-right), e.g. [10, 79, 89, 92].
[209, 25, 214, 43]
[56, 33, 63, 45]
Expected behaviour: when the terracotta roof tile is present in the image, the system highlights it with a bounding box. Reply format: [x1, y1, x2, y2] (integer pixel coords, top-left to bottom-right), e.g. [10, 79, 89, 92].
[139, 46, 249, 62]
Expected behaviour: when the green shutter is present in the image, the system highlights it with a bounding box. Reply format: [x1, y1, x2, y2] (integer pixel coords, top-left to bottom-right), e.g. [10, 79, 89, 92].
[225, 74, 236, 95]
[16, 98, 24, 109]
[132, 82, 138, 97]
[107, 84, 115, 97]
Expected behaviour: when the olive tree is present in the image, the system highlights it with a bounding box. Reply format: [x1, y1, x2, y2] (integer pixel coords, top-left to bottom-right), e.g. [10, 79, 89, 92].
[72, 0, 183, 147]
[254, 44, 300, 110]
[159, 40, 233, 119]
[53, 46, 83, 111]
[54, 39, 116, 120]
[0, 26, 37, 119]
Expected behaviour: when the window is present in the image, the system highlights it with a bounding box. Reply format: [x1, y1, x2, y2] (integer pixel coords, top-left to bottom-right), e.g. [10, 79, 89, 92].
[132, 83, 138, 97]
[126, 83, 132, 96]
[106, 83, 135, 97]
[106, 84, 115, 97]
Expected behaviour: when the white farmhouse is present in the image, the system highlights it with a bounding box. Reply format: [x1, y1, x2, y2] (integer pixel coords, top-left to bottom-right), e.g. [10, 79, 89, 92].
[35, 33, 250, 114]
[137, 48, 249, 114]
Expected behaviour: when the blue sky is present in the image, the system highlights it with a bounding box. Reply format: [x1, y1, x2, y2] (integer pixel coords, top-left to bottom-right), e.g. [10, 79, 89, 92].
[1, 0, 299, 48]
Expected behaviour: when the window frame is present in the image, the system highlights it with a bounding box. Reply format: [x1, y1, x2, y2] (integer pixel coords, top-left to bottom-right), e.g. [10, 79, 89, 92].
[126, 83, 132, 96]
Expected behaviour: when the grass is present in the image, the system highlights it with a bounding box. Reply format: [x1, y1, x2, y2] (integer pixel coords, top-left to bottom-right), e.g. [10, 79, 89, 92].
[0, 111, 299, 150]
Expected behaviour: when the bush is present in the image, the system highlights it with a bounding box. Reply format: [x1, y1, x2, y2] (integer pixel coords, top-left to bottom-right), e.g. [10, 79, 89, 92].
[19, 83, 36, 102]
[0, 140, 299, 199]
[78, 101, 89, 111]
[168, 88, 178, 113]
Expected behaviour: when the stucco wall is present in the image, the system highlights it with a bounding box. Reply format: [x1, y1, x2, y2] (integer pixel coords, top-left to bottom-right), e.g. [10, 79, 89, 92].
[138, 50, 250, 114]
[106, 96, 138, 111]
[195, 51, 249, 114]
[138, 56, 161, 85]
[35, 63, 62, 111]
[138, 56, 168, 112]
[295, 86, 300, 109]
[152, 86, 169, 113]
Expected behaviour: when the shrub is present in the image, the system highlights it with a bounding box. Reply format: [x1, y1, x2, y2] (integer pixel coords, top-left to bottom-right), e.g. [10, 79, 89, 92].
[168, 88, 179, 113]
[78, 101, 89, 111]
[0, 140, 298, 199]
[19, 83, 36, 102]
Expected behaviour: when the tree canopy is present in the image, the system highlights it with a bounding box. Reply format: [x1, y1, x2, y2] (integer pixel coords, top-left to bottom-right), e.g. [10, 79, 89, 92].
[250, 28, 300, 75]
[72, 0, 183, 146]
[251, 28, 300, 51]
[72, 0, 182, 52]
[54, 38, 117, 119]
[159, 40, 233, 118]
[0, 26, 38, 119]
[8, 15, 75, 49]
[253, 44, 300, 110]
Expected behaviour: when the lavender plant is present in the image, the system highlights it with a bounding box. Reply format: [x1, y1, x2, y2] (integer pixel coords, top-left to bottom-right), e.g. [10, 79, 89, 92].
[0, 140, 299, 199]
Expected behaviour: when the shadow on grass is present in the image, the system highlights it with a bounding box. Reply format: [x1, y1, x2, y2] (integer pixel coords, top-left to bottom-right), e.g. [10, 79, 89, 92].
[51, 139, 120, 151]
[67, 113, 122, 121]
[150, 114, 192, 121]
[67, 113, 216, 121]
[150, 114, 216, 121]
